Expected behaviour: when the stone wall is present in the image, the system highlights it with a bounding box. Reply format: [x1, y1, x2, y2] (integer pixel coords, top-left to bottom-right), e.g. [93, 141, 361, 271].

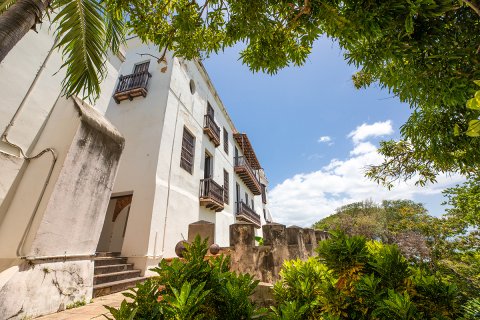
[185, 221, 329, 283]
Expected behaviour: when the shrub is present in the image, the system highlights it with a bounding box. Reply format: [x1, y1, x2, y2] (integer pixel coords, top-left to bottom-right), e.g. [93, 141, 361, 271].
[105, 236, 263, 320]
[272, 231, 462, 320]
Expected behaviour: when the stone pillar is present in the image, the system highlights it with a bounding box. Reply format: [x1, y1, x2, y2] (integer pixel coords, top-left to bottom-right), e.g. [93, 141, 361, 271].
[303, 228, 317, 255]
[262, 223, 289, 282]
[315, 230, 329, 243]
[286, 226, 307, 260]
[230, 222, 255, 247]
[188, 220, 215, 246]
[229, 222, 258, 278]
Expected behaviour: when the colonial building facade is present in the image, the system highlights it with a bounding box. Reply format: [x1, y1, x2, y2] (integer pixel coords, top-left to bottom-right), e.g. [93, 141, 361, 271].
[0, 27, 271, 318]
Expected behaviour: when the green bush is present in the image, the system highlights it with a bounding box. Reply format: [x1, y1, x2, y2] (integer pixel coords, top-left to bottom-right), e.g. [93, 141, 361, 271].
[272, 231, 463, 320]
[461, 298, 480, 320]
[105, 236, 263, 320]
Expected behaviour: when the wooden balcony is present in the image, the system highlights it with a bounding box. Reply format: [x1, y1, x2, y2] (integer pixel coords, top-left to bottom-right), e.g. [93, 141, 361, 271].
[199, 178, 224, 212]
[113, 71, 151, 104]
[236, 201, 261, 228]
[235, 156, 261, 195]
[203, 115, 221, 147]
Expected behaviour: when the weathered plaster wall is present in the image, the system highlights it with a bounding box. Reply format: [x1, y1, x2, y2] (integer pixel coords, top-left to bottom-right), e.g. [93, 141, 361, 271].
[0, 97, 124, 319]
[0, 259, 93, 319]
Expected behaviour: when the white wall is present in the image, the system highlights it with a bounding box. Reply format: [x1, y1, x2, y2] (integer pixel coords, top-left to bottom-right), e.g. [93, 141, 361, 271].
[103, 41, 268, 270]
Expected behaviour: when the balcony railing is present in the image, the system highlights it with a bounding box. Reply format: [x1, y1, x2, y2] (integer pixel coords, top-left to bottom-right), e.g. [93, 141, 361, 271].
[234, 156, 261, 195]
[203, 114, 221, 147]
[113, 71, 151, 103]
[236, 201, 261, 228]
[199, 178, 224, 212]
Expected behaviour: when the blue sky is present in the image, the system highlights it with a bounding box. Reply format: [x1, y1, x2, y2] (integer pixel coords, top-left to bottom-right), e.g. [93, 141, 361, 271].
[204, 37, 463, 227]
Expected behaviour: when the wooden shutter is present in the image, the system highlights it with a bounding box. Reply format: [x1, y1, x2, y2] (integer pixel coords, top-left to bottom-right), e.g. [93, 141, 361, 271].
[223, 127, 229, 154]
[180, 128, 195, 174]
[134, 61, 150, 73]
[223, 170, 229, 204]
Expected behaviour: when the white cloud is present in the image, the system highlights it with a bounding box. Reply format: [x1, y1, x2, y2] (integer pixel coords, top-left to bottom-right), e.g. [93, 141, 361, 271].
[318, 136, 332, 143]
[348, 120, 393, 144]
[269, 121, 464, 227]
[350, 142, 377, 156]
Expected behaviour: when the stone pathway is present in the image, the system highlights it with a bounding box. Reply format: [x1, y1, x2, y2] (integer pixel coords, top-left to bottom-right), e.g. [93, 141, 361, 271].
[36, 292, 130, 320]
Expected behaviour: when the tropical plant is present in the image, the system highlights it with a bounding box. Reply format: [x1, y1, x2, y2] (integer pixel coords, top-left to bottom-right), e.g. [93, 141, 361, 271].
[105, 236, 263, 320]
[461, 298, 480, 320]
[272, 232, 463, 319]
[0, 0, 125, 101]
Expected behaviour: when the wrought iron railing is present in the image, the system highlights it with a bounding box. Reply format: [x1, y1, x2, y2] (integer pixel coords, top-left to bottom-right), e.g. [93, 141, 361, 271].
[200, 178, 224, 204]
[115, 71, 151, 94]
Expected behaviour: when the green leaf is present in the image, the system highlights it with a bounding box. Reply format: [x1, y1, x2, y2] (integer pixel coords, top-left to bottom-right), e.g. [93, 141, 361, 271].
[466, 98, 480, 110]
[466, 120, 480, 137]
[473, 80, 480, 87]
[405, 15, 414, 34]
[454, 124, 460, 136]
[0, 0, 17, 14]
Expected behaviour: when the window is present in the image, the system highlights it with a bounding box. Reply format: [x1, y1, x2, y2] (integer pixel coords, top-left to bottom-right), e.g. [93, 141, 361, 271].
[223, 170, 229, 204]
[245, 192, 249, 206]
[223, 127, 229, 154]
[261, 184, 267, 204]
[204, 153, 212, 178]
[180, 127, 195, 174]
[251, 199, 254, 210]
[134, 61, 150, 73]
[207, 102, 214, 118]
[189, 79, 196, 94]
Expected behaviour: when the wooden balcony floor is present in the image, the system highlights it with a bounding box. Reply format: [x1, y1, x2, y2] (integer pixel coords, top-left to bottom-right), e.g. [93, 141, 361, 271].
[200, 197, 224, 212]
[203, 127, 220, 146]
[235, 167, 261, 195]
[114, 87, 147, 103]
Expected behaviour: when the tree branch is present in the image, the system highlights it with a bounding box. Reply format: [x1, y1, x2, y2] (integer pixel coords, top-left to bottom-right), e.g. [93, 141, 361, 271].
[462, 0, 480, 17]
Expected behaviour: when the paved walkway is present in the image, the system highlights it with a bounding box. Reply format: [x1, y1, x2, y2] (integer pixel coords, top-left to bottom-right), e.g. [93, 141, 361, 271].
[36, 292, 130, 320]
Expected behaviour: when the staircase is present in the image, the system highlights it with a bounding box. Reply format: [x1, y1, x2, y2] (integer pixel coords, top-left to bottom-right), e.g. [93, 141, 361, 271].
[93, 252, 147, 298]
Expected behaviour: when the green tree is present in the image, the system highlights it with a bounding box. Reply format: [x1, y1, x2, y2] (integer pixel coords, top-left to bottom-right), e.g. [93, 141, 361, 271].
[313, 200, 434, 261]
[0, 0, 125, 101]
[113, 0, 480, 183]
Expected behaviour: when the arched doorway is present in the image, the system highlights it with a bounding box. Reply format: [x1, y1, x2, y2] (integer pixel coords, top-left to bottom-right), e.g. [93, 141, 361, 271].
[97, 194, 132, 252]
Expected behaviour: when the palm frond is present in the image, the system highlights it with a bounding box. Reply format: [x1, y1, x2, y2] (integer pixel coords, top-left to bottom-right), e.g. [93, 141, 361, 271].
[0, 0, 18, 14]
[103, 0, 125, 54]
[52, 0, 108, 102]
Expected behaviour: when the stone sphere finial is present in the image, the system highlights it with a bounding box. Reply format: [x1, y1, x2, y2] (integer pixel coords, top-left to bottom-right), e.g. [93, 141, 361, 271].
[175, 241, 188, 257]
[209, 243, 220, 255]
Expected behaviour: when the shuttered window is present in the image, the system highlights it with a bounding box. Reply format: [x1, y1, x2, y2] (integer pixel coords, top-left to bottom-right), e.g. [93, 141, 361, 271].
[180, 128, 195, 174]
[134, 61, 150, 73]
[223, 127, 229, 154]
[261, 184, 267, 204]
[223, 170, 229, 204]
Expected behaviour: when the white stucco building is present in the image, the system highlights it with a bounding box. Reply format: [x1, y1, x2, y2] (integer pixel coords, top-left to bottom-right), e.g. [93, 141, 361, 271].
[97, 37, 273, 273]
[0, 27, 272, 318]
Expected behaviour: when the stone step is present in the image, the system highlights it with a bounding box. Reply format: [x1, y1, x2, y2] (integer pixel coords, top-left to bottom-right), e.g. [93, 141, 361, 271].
[93, 276, 148, 298]
[94, 263, 134, 275]
[94, 256, 128, 266]
[95, 251, 121, 257]
[94, 270, 142, 285]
